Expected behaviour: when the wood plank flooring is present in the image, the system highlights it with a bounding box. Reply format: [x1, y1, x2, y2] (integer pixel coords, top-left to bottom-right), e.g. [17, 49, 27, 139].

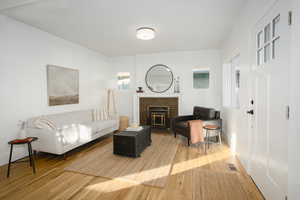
[0, 132, 264, 200]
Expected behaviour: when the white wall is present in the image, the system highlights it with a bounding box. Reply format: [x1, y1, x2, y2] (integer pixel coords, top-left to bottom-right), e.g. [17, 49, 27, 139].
[0, 15, 112, 165]
[110, 50, 222, 122]
[288, 0, 300, 199]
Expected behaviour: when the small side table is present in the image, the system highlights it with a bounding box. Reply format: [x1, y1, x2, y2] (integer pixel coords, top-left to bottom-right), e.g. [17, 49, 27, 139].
[7, 137, 38, 178]
[203, 125, 221, 154]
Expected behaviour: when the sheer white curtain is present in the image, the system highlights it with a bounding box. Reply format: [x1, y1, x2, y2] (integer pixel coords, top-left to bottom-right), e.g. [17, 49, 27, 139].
[93, 89, 118, 121]
[107, 89, 118, 120]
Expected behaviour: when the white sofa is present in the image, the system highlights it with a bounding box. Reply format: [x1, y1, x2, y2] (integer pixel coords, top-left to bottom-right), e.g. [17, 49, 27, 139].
[26, 110, 119, 155]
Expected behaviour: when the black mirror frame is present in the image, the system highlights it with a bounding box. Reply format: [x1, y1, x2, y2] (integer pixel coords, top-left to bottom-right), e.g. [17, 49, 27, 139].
[145, 64, 174, 93]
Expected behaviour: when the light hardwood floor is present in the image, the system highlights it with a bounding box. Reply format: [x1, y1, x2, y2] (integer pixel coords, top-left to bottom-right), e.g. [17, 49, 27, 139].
[0, 132, 264, 200]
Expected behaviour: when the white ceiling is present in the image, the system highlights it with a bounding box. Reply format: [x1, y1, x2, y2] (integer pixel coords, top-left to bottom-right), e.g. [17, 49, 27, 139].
[1, 0, 247, 57]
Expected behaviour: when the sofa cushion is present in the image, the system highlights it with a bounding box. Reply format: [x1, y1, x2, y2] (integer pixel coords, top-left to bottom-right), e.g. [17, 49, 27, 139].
[175, 121, 189, 129]
[83, 120, 117, 134]
[193, 107, 216, 120]
[27, 110, 93, 129]
[33, 117, 57, 130]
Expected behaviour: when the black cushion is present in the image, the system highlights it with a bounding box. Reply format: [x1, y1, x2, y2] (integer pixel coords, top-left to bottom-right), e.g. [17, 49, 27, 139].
[193, 106, 216, 120]
[175, 121, 189, 129]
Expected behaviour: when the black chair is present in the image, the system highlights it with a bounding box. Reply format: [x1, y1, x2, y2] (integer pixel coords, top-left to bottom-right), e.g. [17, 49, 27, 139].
[171, 106, 222, 146]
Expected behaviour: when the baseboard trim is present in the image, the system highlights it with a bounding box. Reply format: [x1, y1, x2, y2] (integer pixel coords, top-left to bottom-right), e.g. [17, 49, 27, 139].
[249, 175, 266, 200]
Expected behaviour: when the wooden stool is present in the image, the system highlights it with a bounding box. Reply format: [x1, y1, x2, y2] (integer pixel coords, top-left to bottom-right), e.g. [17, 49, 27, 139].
[203, 125, 221, 154]
[7, 137, 38, 178]
[119, 116, 129, 131]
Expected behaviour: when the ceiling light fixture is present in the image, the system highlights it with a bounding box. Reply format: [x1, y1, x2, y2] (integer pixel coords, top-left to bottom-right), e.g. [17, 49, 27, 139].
[136, 27, 156, 40]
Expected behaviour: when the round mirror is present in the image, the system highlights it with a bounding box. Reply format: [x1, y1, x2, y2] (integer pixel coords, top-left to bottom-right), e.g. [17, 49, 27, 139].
[145, 64, 174, 93]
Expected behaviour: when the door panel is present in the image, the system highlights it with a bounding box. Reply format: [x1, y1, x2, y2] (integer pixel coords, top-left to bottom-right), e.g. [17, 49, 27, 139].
[249, 0, 290, 199]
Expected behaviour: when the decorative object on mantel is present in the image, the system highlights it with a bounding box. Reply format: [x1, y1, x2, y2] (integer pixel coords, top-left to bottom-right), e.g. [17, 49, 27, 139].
[145, 64, 174, 93]
[136, 86, 144, 93]
[47, 65, 79, 106]
[174, 76, 180, 93]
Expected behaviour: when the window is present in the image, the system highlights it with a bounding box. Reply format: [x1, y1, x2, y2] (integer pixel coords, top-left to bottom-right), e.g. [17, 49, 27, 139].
[257, 30, 263, 65]
[234, 69, 240, 108]
[193, 69, 210, 89]
[272, 15, 280, 59]
[264, 43, 271, 63]
[257, 31, 263, 49]
[264, 24, 271, 43]
[223, 55, 240, 108]
[256, 14, 280, 65]
[117, 72, 130, 90]
[272, 15, 280, 38]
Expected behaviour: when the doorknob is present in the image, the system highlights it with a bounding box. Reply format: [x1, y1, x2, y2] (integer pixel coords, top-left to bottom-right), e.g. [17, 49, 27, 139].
[247, 110, 254, 115]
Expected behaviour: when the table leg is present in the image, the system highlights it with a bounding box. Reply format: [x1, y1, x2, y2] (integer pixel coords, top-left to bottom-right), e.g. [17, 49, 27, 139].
[29, 143, 36, 174]
[207, 130, 210, 149]
[28, 143, 32, 167]
[7, 144, 13, 178]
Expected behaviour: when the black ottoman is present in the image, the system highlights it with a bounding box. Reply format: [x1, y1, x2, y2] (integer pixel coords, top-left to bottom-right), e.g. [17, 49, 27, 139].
[113, 126, 151, 157]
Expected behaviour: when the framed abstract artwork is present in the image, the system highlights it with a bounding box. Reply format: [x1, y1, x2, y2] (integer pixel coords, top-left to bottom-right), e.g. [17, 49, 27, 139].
[47, 65, 79, 106]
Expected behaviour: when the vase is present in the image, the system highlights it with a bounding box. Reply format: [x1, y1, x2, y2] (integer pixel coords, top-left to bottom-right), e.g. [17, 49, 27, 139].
[174, 76, 180, 93]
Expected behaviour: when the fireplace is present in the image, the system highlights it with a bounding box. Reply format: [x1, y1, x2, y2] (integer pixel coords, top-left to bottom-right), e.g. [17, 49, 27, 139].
[148, 106, 169, 128]
[139, 97, 178, 129]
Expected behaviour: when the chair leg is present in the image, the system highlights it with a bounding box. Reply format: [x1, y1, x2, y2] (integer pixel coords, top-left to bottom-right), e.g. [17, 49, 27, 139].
[205, 136, 207, 154]
[7, 144, 13, 178]
[205, 129, 211, 153]
[188, 138, 190, 146]
[218, 131, 222, 145]
[207, 130, 210, 149]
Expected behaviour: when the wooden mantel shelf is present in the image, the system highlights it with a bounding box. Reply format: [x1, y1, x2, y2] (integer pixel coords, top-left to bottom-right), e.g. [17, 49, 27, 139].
[135, 93, 181, 98]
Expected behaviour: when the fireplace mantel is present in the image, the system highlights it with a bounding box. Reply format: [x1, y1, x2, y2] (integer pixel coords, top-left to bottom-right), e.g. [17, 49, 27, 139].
[135, 93, 181, 98]
[133, 93, 182, 124]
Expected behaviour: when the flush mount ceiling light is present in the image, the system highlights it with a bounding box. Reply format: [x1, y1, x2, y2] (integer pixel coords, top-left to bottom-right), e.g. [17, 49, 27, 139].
[136, 27, 156, 40]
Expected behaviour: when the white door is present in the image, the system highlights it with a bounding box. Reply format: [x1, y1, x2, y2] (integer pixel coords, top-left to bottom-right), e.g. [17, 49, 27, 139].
[249, 0, 291, 199]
